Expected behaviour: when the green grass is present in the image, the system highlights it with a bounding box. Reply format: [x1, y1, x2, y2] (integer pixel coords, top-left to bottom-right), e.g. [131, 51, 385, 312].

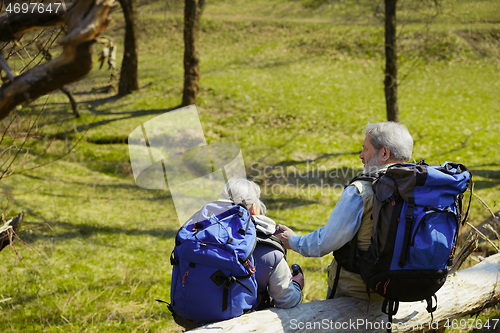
[1, 1, 500, 331]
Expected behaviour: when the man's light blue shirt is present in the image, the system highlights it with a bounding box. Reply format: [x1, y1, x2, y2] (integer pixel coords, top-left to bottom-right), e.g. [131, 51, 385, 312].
[288, 185, 364, 257]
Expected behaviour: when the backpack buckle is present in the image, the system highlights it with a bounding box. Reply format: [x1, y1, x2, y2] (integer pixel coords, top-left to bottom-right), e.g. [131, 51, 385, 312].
[386, 194, 397, 204]
[405, 200, 415, 222]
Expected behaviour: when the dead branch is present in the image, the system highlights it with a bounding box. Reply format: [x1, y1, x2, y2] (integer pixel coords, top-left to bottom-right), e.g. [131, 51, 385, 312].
[0, 211, 24, 252]
[35, 40, 80, 118]
[473, 192, 500, 228]
[0, 0, 119, 121]
[467, 221, 500, 253]
[60, 86, 80, 118]
[0, 51, 15, 81]
[0, 9, 68, 42]
[449, 232, 478, 274]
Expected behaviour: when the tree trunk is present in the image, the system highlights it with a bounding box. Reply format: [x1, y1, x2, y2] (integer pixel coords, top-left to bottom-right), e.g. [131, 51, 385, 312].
[384, 0, 399, 122]
[182, 0, 201, 106]
[117, 0, 139, 96]
[193, 253, 500, 333]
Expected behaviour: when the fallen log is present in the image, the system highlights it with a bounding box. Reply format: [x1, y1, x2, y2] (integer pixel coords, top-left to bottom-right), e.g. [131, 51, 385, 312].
[193, 253, 500, 333]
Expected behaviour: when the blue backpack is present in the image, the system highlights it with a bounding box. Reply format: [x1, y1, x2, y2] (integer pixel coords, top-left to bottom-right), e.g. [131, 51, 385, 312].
[333, 161, 471, 328]
[166, 201, 258, 329]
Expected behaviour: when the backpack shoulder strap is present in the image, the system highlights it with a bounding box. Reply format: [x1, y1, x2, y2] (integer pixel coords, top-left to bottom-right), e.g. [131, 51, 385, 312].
[256, 232, 287, 260]
[346, 174, 379, 188]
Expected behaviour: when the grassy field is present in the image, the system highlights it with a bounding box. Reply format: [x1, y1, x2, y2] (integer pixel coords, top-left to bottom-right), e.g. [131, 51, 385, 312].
[0, 0, 500, 331]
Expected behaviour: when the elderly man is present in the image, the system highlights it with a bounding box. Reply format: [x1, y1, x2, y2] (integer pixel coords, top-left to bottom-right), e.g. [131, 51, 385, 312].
[276, 122, 413, 299]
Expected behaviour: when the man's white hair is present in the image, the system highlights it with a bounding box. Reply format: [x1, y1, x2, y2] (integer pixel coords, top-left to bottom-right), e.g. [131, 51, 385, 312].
[221, 178, 261, 211]
[364, 122, 413, 162]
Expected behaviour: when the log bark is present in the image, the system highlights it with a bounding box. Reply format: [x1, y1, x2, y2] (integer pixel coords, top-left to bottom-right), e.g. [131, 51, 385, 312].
[181, 0, 201, 106]
[0, 0, 118, 121]
[193, 253, 500, 333]
[384, 0, 399, 122]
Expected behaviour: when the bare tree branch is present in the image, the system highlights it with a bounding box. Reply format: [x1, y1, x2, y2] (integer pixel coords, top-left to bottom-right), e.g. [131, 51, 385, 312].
[0, 7, 69, 42]
[60, 86, 80, 118]
[0, 0, 119, 121]
[0, 51, 15, 81]
[449, 232, 478, 274]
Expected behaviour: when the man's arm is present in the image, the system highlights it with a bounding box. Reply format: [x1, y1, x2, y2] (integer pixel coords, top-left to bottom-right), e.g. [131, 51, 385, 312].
[277, 185, 364, 257]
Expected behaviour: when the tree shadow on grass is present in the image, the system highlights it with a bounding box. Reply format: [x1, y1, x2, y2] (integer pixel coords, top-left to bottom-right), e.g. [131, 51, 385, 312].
[470, 169, 500, 190]
[21, 220, 178, 244]
[20, 174, 173, 200]
[53, 105, 182, 141]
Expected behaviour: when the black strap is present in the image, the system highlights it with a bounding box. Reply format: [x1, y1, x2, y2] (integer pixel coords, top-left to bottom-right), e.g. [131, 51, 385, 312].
[158, 299, 203, 330]
[346, 174, 379, 189]
[399, 197, 415, 268]
[348, 235, 358, 268]
[170, 251, 178, 265]
[332, 232, 361, 275]
[221, 274, 253, 312]
[256, 233, 287, 259]
[156, 299, 179, 322]
[228, 275, 253, 293]
[426, 295, 438, 322]
[256, 290, 272, 310]
[155, 298, 169, 305]
[328, 264, 342, 299]
[462, 175, 473, 225]
[382, 299, 399, 333]
[222, 286, 229, 312]
[364, 282, 371, 315]
[211, 270, 254, 313]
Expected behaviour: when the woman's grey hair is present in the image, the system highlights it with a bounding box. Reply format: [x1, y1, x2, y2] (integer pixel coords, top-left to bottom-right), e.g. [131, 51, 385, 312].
[221, 178, 262, 211]
[364, 122, 413, 162]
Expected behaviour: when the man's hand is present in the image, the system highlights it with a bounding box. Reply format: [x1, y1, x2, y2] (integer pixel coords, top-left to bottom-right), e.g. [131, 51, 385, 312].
[275, 224, 295, 250]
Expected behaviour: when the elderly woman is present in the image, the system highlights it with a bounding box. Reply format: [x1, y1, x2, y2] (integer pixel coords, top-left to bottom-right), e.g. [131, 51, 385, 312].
[221, 178, 303, 309]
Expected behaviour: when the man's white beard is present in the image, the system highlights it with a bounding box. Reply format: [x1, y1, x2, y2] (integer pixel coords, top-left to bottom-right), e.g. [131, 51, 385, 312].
[363, 150, 381, 174]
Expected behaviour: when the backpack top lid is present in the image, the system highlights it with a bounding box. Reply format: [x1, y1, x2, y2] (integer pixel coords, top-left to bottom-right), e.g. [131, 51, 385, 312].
[379, 162, 470, 208]
[177, 200, 256, 263]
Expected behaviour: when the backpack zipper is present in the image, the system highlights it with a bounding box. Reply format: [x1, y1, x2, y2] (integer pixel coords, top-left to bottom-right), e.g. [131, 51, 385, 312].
[410, 210, 457, 246]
